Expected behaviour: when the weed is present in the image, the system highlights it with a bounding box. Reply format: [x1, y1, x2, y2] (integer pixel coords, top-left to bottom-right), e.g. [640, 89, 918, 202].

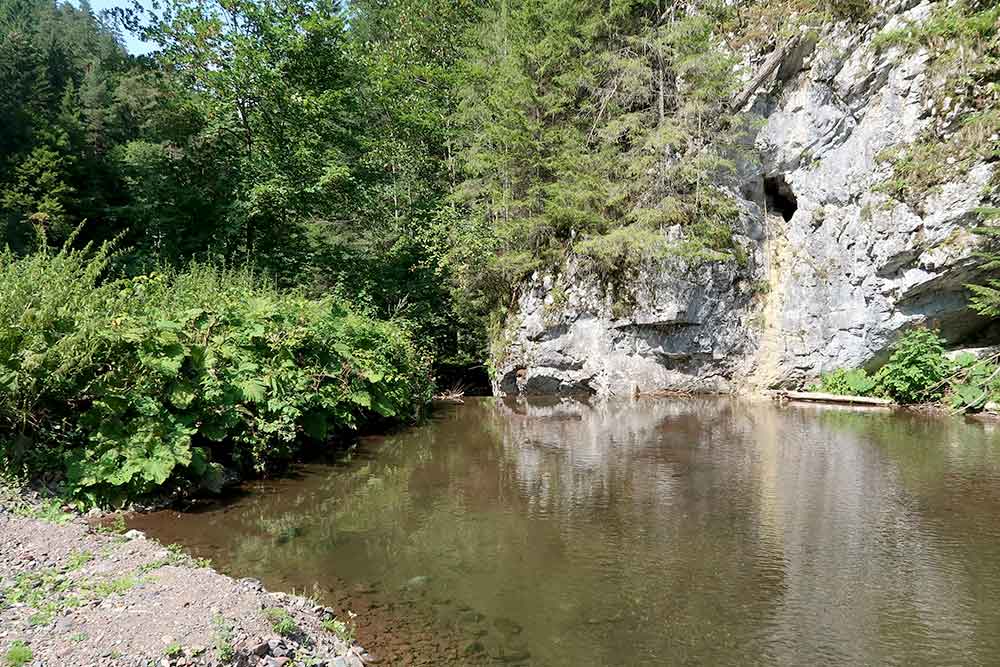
[810, 368, 877, 396]
[212, 615, 235, 662]
[69, 633, 87, 642]
[874, 328, 952, 404]
[164, 643, 183, 658]
[89, 575, 138, 598]
[27, 611, 52, 627]
[3, 642, 32, 667]
[321, 612, 357, 644]
[65, 550, 93, 572]
[264, 608, 300, 637]
[14, 499, 71, 525]
[95, 515, 127, 535]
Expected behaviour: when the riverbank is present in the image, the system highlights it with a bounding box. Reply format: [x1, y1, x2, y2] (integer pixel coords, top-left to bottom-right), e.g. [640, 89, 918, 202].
[0, 497, 376, 667]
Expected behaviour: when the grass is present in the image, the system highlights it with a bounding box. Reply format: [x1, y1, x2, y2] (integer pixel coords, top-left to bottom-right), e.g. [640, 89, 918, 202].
[3, 642, 32, 667]
[89, 575, 138, 598]
[212, 615, 235, 662]
[94, 514, 128, 535]
[321, 615, 356, 644]
[65, 550, 93, 572]
[264, 607, 300, 637]
[13, 499, 72, 525]
[0, 564, 141, 631]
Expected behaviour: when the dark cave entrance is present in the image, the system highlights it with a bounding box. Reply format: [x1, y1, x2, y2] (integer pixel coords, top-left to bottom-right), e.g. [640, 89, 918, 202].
[763, 174, 798, 222]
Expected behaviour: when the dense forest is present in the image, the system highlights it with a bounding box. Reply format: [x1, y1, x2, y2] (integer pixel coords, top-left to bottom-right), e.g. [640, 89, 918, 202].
[2, 0, 999, 505]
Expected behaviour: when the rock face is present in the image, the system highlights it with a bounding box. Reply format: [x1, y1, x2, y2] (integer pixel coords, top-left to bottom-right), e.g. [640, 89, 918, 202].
[493, 249, 763, 396]
[493, 0, 995, 396]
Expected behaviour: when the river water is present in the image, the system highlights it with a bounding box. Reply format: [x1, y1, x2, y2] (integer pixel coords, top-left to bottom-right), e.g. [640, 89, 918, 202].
[129, 397, 1000, 666]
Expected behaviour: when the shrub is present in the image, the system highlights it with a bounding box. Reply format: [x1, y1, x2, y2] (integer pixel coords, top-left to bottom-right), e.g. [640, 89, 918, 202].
[944, 352, 1000, 412]
[0, 242, 432, 506]
[874, 328, 952, 404]
[811, 368, 876, 396]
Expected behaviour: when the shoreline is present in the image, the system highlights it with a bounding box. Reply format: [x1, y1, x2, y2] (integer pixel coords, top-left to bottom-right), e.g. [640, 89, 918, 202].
[0, 501, 377, 667]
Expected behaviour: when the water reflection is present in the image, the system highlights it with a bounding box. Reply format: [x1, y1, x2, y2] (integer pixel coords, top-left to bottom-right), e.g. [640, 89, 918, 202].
[131, 398, 1000, 666]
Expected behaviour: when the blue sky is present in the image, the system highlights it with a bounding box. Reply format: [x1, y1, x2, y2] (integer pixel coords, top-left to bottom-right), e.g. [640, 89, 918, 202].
[85, 0, 157, 54]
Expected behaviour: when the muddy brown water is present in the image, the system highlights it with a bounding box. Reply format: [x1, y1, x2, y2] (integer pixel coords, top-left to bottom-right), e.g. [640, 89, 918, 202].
[129, 397, 1000, 666]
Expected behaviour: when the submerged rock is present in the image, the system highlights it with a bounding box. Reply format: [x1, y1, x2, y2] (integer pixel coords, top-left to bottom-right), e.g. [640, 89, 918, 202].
[400, 575, 432, 591]
[493, 617, 523, 636]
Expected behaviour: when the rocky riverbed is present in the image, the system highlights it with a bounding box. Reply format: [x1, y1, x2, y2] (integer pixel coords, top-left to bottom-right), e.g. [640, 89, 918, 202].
[0, 500, 376, 667]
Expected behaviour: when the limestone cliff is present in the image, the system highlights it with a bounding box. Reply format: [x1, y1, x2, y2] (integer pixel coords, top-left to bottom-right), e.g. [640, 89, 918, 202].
[493, 0, 996, 396]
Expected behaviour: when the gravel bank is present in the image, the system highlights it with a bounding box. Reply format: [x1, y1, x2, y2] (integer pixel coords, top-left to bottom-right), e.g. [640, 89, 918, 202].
[0, 505, 376, 667]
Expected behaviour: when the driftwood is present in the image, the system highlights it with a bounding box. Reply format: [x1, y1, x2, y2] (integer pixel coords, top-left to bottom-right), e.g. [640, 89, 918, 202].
[771, 390, 894, 407]
[730, 36, 800, 111]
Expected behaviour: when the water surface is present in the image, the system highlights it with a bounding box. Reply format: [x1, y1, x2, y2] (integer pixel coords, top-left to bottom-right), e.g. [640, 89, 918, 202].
[130, 397, 1000, 665]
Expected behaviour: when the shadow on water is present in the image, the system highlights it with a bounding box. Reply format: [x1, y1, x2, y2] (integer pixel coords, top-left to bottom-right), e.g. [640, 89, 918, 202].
[130, 397, 1000, 666]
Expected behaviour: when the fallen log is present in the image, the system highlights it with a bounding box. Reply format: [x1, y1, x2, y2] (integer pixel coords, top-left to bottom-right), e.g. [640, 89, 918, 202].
[771, 390, 894, 407]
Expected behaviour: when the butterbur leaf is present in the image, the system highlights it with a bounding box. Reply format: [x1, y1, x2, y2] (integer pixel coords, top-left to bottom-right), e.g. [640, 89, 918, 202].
[189, 447, 209, 477]
[952, 383, 988, 410]
[362, 368, 384, 383]
[170, 383, 197, 408]
[349, 390, 371, 408]
[371, 392, 396, 417]
[954, 352, 978, 368]
[200, 421, 228, 441]
[142, 453, 176, 485]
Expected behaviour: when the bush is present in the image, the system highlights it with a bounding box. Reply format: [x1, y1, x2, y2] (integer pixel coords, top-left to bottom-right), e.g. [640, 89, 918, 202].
[0, 242, 432, 507]
[874, 328, 952, 404]
[811, 368, 876, 396]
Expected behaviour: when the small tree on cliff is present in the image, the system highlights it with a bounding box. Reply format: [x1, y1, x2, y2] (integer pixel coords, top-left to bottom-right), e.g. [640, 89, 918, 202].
[967, 207, 1000, 317]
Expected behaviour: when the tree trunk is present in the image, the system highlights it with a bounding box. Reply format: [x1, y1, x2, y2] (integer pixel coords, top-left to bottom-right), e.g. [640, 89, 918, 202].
[729, 36, 799, 111]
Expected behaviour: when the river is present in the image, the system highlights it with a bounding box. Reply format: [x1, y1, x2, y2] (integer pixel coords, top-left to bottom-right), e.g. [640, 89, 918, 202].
[129, 397, 1000, 665]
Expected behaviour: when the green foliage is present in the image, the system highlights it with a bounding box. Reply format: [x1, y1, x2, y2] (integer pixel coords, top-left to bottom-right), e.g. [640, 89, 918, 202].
[13, 498, 72, 524]
[447, 0, 748, 323]
[322, 615, 356, 643]
[874, 1, 1000, 204]
[212, 615, 235, 662]
[874, 328, 952, 404]
[0, 241, 431, 506]
[873, 1, 1000, 53]
[811, 368, 877, 396]
[968, 208, 1000, 318]
[264, 607, 299, 636]
[811, 330, 998, 409]
[3, 642, 31, 667]
[943, 352, 1000, 412]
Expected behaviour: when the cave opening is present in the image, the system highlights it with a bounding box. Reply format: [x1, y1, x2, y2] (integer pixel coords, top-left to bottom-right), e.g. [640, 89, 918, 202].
[763, 174, 798, 222]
